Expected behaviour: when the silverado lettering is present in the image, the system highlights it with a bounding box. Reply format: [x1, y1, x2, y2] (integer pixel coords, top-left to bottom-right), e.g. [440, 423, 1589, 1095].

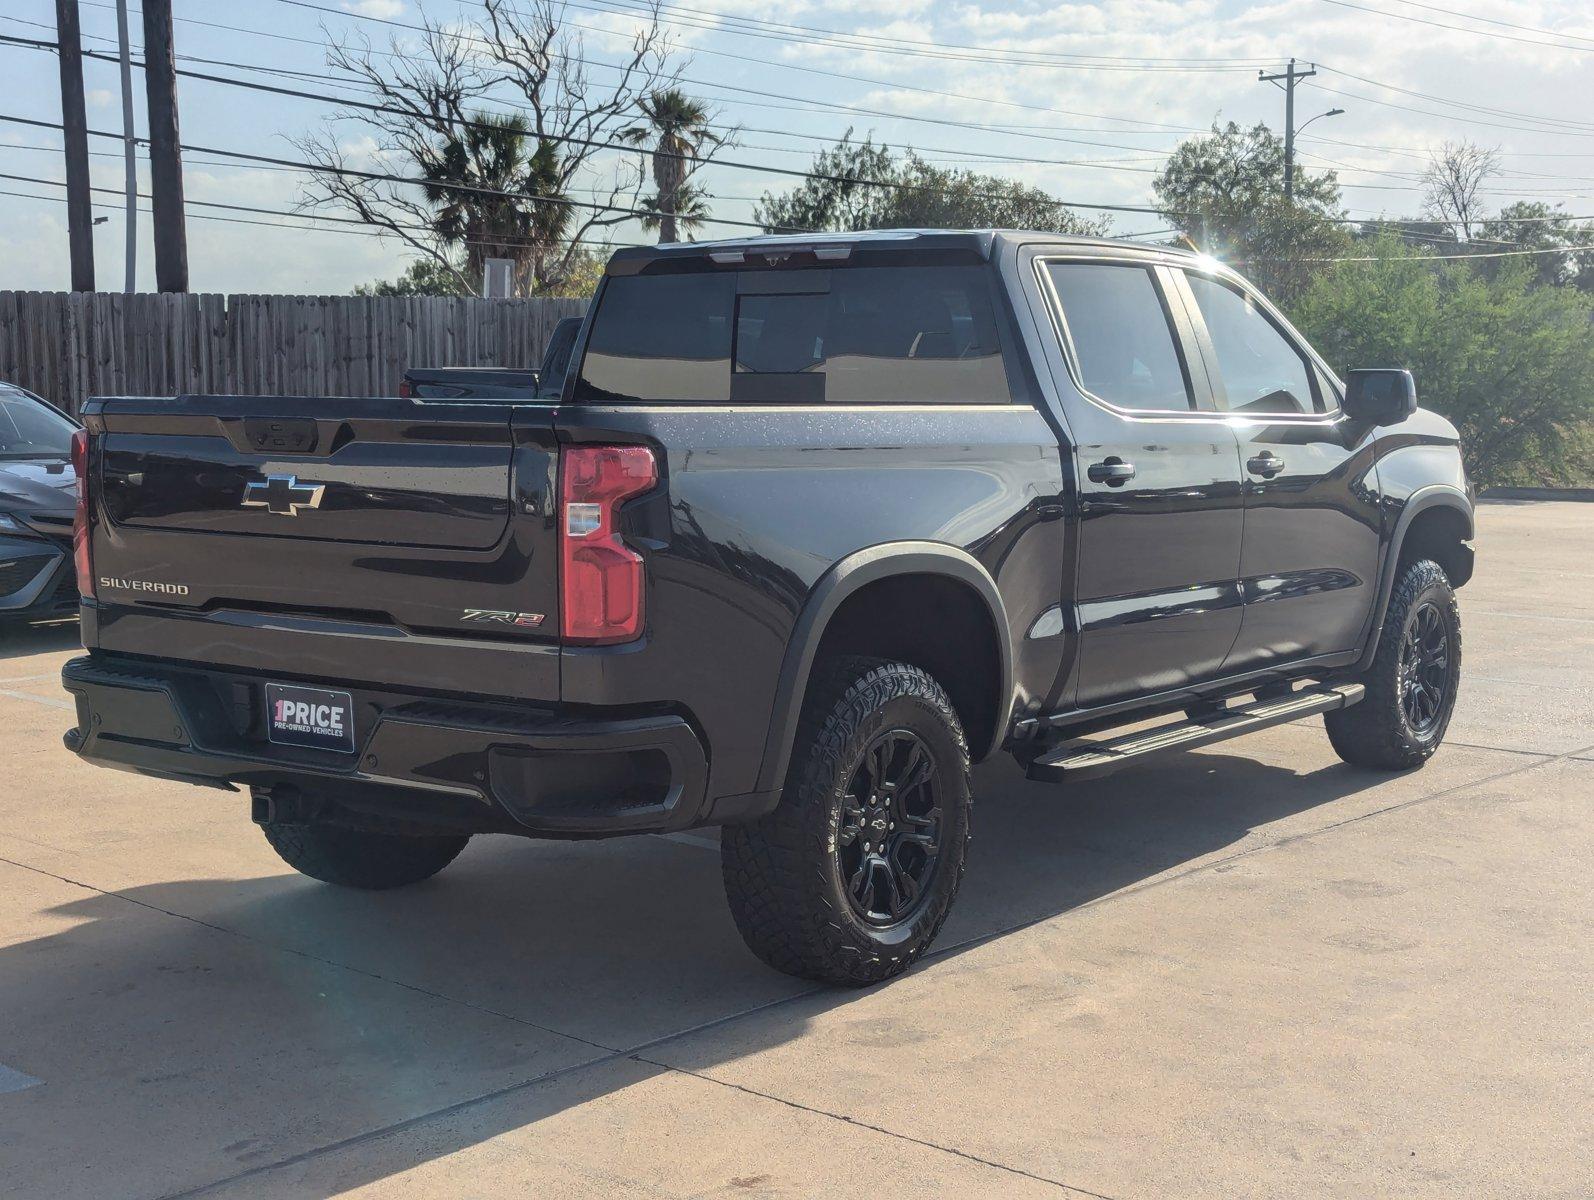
[60, 231, 1474, 985]
[98, 578, 189, 595]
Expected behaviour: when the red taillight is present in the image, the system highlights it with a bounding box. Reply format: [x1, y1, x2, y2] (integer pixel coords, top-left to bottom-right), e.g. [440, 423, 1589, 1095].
[398, 378, 414, 400]
[559, 444, 656, 644]
[70, 427, 93, 598]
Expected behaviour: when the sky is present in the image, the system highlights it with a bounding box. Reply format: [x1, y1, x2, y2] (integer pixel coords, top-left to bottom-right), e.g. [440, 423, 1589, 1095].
[1, 0, 1592, 294]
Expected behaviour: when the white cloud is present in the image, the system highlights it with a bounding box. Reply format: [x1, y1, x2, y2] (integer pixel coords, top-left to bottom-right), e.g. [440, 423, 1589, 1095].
[342, 0, 405, 18]
[87, 89, 114, 108]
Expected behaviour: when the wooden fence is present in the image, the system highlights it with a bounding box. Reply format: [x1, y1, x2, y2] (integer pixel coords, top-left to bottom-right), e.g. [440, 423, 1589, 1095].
[0, 291, 588, 415]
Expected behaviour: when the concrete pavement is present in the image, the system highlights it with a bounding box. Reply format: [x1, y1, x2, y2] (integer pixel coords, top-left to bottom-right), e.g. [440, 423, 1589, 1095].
[0, 501, 1589, 1198]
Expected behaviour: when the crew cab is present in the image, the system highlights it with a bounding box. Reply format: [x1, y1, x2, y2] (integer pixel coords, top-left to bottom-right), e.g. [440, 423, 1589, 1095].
[61, 232, 1474, 984]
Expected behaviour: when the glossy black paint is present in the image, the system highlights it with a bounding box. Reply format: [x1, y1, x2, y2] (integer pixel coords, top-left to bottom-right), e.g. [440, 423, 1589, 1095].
[64, 231, 1472, 839]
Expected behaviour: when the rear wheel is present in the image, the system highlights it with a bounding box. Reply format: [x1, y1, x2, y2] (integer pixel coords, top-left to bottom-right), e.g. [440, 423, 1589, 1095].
[1325, 558, 1461, 770]
[260, 821, 469, 890]
[721, 656, 972, 986]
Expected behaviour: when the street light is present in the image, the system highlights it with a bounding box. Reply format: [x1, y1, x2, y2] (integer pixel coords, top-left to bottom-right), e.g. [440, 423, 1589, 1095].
[1297, 107, 1346, 138]
[1285, 108, 1344, 202]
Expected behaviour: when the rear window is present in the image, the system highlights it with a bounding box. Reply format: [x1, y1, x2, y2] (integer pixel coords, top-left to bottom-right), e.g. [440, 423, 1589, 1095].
[574, 265, 1013, 405]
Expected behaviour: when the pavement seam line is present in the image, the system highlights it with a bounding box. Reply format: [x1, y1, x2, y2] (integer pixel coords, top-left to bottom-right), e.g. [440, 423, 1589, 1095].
[0, 686, 74, 710]
[16, 739, 1594, 1198]
[630, 1053, 1120, 1198]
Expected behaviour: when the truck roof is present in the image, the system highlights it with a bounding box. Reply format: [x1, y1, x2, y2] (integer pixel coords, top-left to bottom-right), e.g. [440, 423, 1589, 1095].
[605, 229, 1197, 275]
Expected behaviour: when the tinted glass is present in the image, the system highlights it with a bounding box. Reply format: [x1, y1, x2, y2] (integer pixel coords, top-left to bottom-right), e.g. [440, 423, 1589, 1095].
[576, 274, 734, 403]
[1045, 263, 1192, 411]
[575, 265, 1011, 404]
[0, 390, 75, 457]
[1185, 275, 1317, 415]
[539, 318, 580, 396]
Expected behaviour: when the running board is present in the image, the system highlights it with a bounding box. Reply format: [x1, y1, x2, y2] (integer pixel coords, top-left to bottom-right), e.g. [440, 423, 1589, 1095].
[1025, 682, 1365, 783]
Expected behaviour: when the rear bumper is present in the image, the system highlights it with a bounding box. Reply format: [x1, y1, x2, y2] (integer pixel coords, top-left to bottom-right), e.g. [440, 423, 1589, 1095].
[60, 655, 710, 838]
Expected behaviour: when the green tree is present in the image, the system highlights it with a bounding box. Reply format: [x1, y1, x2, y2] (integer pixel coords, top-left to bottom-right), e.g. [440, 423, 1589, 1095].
[755, 132, 1110, 237]
[1153, 121, 1350, 303]
[620, 89, 724, 243]
[1292, 235, 1594, 486]
[1475, 202, 1594, 291]
[416, 112, 571, 295]
[353, 258, 472, 296]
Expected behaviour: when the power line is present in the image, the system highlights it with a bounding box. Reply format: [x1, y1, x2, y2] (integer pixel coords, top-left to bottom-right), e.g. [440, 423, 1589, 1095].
[0, 50, 1187, 219]
[50, 9, 1214, 157]
[1379, 0, 1594, 46]
[1318, 65, 1594, 133]
[561, 0, 1281, 68]
[0, 14, 1171, 171]
[0, 173, 653, 250]
[1304, 78, 1594, 140]
[1313, 0, 1594, 53]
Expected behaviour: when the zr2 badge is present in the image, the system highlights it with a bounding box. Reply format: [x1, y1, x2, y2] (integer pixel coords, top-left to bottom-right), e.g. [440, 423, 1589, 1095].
[461, 609, 546, 628]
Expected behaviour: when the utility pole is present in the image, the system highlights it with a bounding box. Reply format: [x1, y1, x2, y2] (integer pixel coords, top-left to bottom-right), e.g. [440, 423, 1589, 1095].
[115, 0, 137, 292]
[141, 0, 188, 292]
[55, 0, 95, 292]
[1258, 59, 1316, 204]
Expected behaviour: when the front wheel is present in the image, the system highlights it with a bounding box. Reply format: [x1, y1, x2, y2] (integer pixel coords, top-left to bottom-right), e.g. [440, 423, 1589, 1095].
[721, 656, 972, 986]
[1325, 558, 1461, 770]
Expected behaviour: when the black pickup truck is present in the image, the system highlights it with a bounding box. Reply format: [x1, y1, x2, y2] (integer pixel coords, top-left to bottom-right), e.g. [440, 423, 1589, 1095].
[61, 231, 1474, 984]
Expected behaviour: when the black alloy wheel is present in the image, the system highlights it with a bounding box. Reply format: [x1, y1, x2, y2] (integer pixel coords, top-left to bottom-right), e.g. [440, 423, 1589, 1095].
[1324, 557, 1461, 770]
[837, 729, 943, 927]
[721, 655, 973, 985]
[1399, 601, 1451, 734]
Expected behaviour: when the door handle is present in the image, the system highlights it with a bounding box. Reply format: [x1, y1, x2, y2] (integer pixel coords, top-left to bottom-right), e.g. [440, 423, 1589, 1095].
[1246, 452, 1285, 478]
[1087, 457, 1136, 486]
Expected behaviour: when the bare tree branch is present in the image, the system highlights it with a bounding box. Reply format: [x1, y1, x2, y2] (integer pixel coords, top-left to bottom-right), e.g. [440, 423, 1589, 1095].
[1423, 141, 1501, 241]
[298, 0, 681, 294]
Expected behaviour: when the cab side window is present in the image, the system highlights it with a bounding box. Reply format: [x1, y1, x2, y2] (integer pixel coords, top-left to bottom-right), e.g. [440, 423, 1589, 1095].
[1045, 262, 1194, 412]
[1184, 274, 1319, 416]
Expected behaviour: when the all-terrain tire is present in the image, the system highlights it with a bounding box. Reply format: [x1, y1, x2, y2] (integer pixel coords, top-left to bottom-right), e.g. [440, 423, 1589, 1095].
[1325, 558, 1461, 770]
[260, 821, 469, 890]
[721, 656, 972, 986]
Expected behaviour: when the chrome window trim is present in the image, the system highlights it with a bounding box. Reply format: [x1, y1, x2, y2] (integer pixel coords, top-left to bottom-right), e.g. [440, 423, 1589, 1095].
[1030, 250, 1347, 428]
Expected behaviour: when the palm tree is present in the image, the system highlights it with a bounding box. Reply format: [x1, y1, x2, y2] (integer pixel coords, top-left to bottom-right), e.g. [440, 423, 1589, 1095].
[418, 111, 570, 294]
[621, 89, 721, 243]
[637, 184, 712, 241]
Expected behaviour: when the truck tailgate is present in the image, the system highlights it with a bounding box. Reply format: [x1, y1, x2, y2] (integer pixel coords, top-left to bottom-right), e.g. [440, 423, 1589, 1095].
[83, 395, 562, 701]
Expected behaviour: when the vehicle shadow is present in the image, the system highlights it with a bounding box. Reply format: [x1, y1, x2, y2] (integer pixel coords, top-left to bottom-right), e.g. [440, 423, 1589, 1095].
[0, 617, 80, 662]
[3, 745, 1392, 1198]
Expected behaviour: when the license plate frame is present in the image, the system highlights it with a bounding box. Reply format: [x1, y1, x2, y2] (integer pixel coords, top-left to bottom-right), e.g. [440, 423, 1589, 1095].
[265, 683, 356, 754]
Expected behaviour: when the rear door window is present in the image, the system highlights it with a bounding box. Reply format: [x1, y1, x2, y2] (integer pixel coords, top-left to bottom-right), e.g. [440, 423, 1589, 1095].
[574, 264, 1012, 404]
[1043, 262, 1194, 412]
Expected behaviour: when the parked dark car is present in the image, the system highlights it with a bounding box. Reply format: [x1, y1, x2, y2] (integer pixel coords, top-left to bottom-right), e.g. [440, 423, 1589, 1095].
[0, 382, 80, 624]
[60, 232, 1473, 984]
[398, 315, 584, 401]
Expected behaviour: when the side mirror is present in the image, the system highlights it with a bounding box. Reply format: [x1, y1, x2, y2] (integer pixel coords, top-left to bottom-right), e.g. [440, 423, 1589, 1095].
[1344, 368, 1417, 425]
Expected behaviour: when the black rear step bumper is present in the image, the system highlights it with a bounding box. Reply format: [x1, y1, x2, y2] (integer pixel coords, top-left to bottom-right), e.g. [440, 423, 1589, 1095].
[60, 655, 710, 839]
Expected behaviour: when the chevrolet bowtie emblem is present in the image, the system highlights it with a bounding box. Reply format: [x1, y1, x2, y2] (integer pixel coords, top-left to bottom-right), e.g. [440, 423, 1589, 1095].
[242, 474, 326, 516]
